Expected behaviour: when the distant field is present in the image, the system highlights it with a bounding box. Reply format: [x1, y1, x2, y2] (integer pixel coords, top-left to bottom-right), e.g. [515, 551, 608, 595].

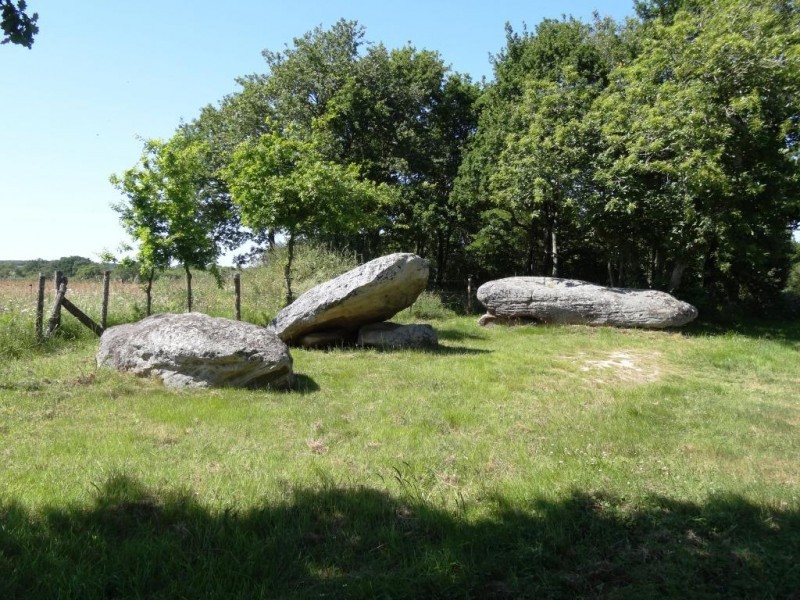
[1, 283, 799, 597]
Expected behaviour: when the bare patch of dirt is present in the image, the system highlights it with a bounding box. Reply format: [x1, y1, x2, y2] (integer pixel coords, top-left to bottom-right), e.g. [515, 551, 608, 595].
[564, 351, 663, 384]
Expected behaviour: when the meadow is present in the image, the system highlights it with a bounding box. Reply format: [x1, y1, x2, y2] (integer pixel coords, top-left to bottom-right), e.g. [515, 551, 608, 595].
[1, 251, 799, 598]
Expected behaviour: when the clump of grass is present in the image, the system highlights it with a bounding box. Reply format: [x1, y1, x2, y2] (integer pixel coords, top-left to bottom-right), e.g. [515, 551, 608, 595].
[397, 291, 458, 322]
[241, 243, 358, 324]
[0, 312, 37, 359]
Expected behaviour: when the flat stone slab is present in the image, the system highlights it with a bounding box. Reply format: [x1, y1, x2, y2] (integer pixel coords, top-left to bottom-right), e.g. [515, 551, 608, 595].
[357, 322, 438, 349]
[477, 277, 698, 328]
[269, 253, 429, 344]
[97, 313, 294, 389]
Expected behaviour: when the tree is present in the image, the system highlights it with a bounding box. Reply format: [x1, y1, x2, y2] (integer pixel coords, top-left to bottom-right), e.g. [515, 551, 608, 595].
[591, 0, 800, 308]
[453, 16, 624, 280]
[486, 68, 600, 277]
[111, 135, 227, 313]
[2, 0, 37, 48]
[224, 127, 387, 304]
[192, 21, 478, 279]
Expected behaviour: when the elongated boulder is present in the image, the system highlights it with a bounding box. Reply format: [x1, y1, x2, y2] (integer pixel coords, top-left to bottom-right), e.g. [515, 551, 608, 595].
[357, 322, 438, 349]
[477, 277, 698, 329]
[97, 313, 294, 389]
[269, 253, 429, 343]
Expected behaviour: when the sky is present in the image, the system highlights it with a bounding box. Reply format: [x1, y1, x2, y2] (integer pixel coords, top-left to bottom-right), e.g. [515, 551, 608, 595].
[0, 0, 635, 264]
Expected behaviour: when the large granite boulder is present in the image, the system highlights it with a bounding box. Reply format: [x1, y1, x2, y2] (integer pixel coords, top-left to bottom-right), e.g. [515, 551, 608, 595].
[477, 277, 698, 329]
[269, 253, 429, 344]
[357, 322, 438, 349]
[97, 313, 294, 389]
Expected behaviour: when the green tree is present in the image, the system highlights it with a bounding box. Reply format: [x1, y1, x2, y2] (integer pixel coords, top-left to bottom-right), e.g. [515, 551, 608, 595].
[191, 21, 478, 279]
[1, 0, 37, 48]
[224, 127, 386, 304]
[592, 0, 800, 308]
[486, 68, 600, 277]
[453, 16, 625, 280]
[111, 135, 228, 313]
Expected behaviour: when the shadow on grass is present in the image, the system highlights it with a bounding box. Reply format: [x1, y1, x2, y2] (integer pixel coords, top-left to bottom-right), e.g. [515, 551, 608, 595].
[372, 344, 491, 356]
[435, 327, 489, 342]
[292, 373, 320, 394]
[2, 474, 798, 599]
[683, 319, 800, 348]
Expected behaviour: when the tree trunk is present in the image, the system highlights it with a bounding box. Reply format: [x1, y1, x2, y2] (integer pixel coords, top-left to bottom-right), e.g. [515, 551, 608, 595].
[435, 229, 451, 287]
[185, 266, 193, 312]
[607, 261, 616, 287]
[551, 227, 559, 277]
[145, 268, 155, 316]
[527, 224, 538, 275]
[669, 259, 687, 292]
[542, 227, 551, 275]
[284, 233, 295, 306]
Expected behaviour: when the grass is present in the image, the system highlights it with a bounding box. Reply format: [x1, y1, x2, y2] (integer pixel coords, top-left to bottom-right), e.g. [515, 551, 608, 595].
[1, 305, 799, 597]
[1, 245, 799, 597]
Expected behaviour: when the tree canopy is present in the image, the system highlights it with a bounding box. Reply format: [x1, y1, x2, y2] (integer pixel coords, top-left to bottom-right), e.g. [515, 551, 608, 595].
[1, 0, 37, 48]
[112, 2, 800, 314]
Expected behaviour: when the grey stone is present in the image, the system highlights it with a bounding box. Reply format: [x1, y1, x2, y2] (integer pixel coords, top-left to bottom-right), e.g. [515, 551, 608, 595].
[97, 313, 294, 389]
[477, 277, 698, 329]
[357, 322, 438, 349]
[296, 329, 356, 349]
[269, 253, 429, 344]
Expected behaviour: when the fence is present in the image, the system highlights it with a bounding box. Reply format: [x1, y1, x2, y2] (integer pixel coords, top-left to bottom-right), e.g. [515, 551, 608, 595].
[35, 270, 480, 338]
[37, 270, 110, 339]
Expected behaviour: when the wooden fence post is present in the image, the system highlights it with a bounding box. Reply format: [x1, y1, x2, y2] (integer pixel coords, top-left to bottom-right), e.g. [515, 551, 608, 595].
[47, 279, 67, 336]
[35, 273, 46, 339]
[234, 272, 241, 321]
[53, 270, 63, 329]
[101, 270, 110, 329]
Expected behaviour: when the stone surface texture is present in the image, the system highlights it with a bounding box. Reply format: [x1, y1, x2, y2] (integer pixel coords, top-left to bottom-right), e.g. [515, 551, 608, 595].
[269, 253, 429, 343]
[477, 277, 698, 328]
[357, 322, 438, 349]
[97, 312, 294, 389]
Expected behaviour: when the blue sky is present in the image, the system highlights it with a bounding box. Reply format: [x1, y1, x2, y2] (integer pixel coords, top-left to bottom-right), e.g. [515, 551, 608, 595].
[0, 0, 634, 263]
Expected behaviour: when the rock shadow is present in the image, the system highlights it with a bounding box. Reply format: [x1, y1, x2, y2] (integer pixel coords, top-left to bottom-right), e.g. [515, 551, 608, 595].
[291, 373, 320, 394]
[682, 319, 800, 348]
[435, 327, 489, 342]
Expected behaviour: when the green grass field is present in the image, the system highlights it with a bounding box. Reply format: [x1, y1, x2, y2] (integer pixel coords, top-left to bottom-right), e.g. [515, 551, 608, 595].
[1, 252, 800, 598]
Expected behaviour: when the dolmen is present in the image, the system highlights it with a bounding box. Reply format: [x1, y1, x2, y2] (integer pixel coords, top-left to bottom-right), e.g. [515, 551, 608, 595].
[477, 277, 698, 329]
[268, 252, 437, 349]
[97, 313, 294, 389]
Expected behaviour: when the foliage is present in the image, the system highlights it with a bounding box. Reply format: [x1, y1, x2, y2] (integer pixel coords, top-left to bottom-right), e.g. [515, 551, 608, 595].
[224, 127, 386, 303]
[787, 240, 800, 295]
[485, 68, 601, 276]
[453, 16, 624, 282]
[452, 1, 800, 310]
[111, 7, 800, 312]
[1, 0, 37, 48]
[591, 0, 800, 309]
[111, 135, 236, 310]
[186, 20, 479, 280]
[0, 257, 136, 281]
